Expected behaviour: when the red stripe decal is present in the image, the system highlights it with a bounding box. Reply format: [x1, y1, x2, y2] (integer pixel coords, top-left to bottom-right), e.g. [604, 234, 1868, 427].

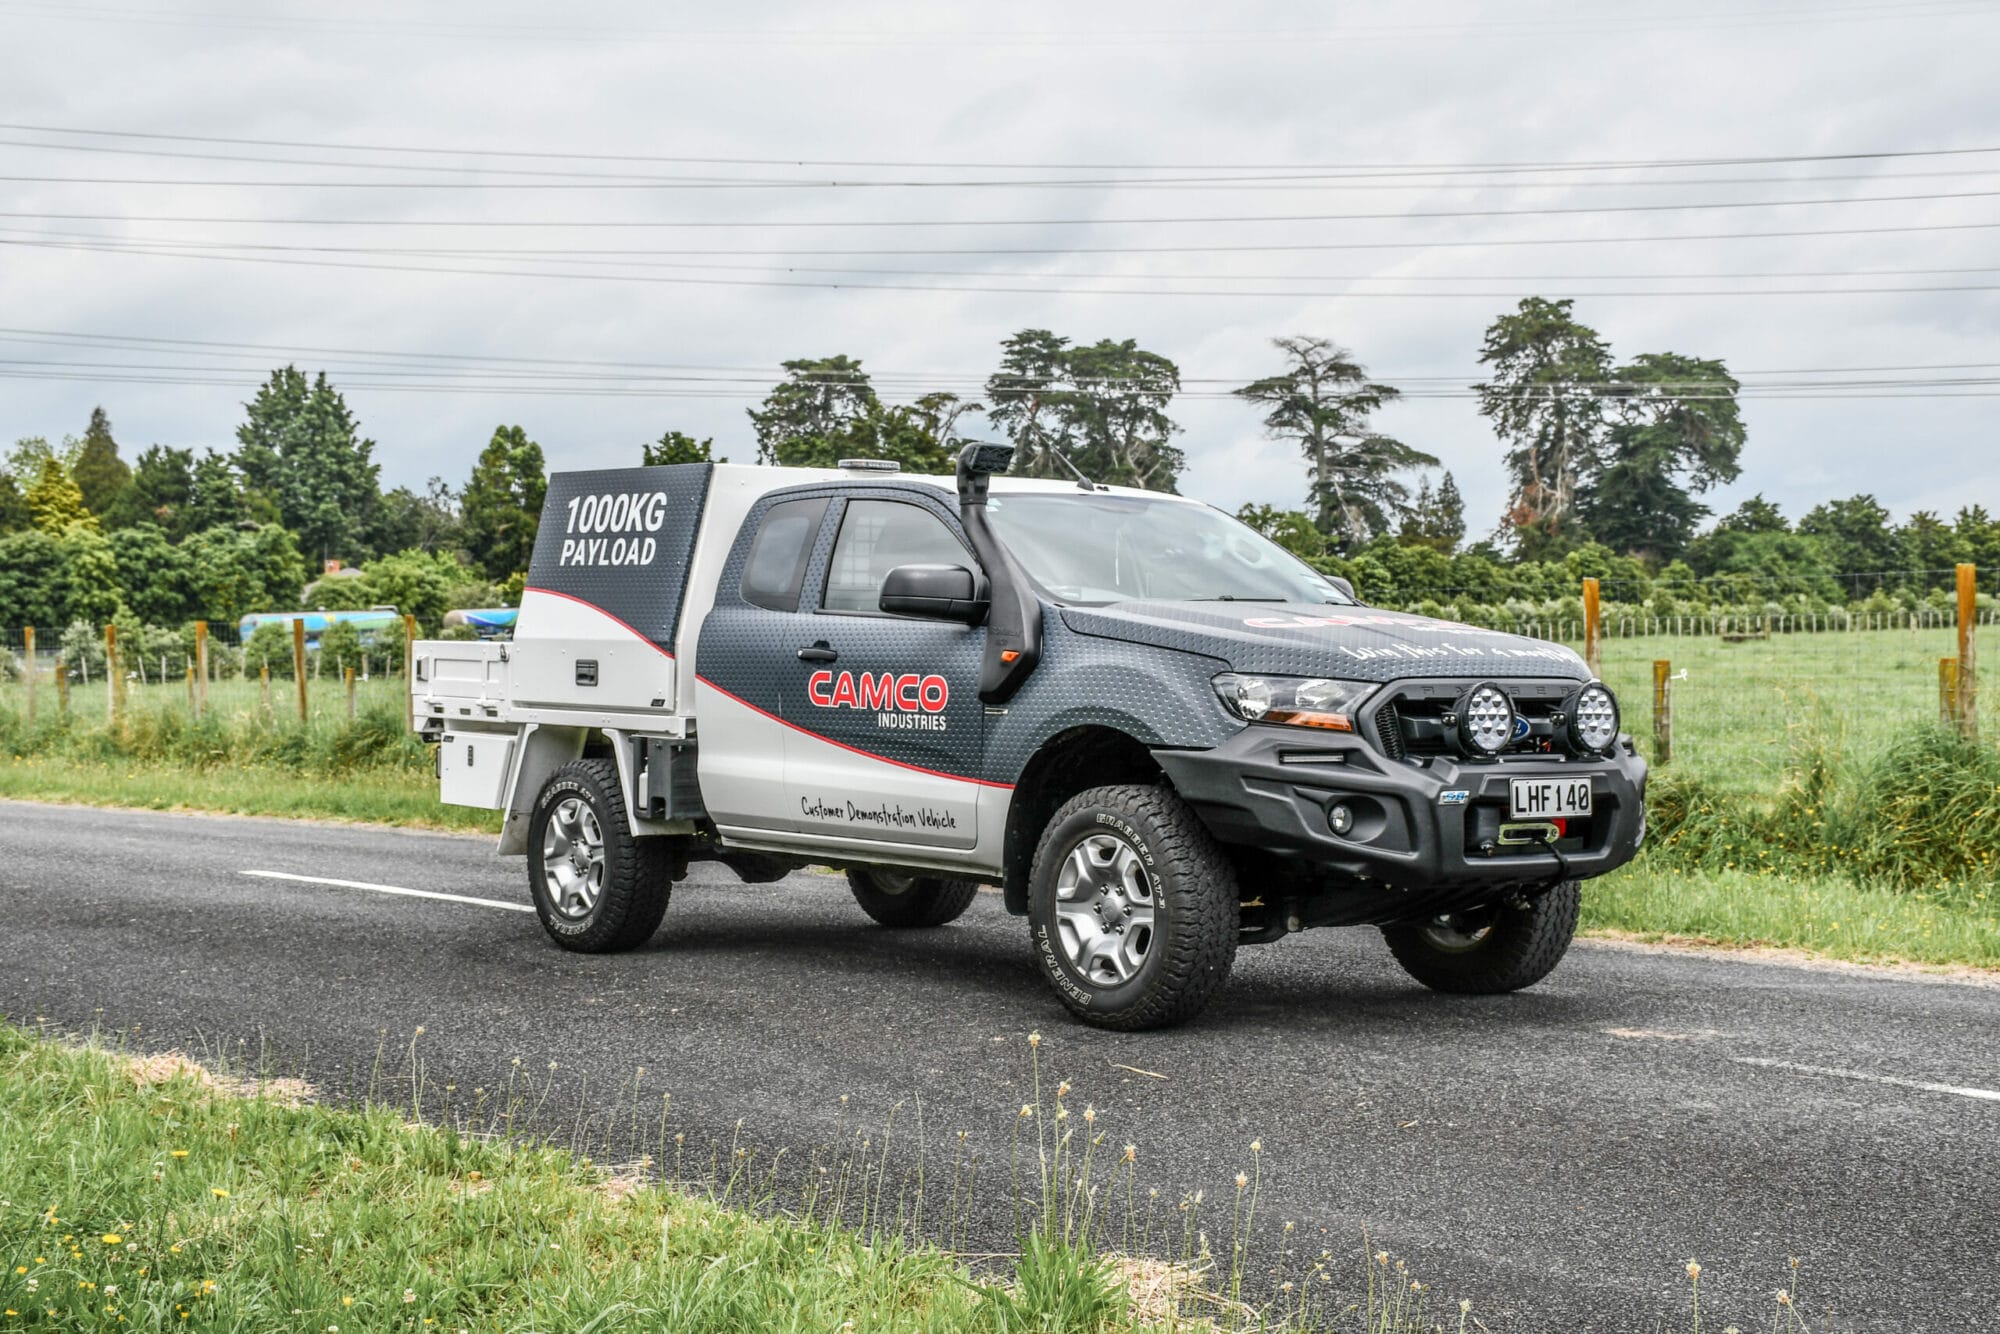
[521, 587, 675, 661]
[697, 675, 1014, 791]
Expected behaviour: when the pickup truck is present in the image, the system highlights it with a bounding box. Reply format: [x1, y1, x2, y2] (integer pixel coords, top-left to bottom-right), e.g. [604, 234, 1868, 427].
[414, 444, 1646, 1029]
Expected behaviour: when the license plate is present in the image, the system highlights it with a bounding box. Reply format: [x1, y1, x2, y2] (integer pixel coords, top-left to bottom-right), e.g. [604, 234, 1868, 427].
[1509, 777, 1592, 819]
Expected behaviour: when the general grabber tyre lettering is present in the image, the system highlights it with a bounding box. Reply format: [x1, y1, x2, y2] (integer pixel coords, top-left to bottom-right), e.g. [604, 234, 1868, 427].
[844, 867, 981, 928]
[1028, 784, 1239, 1031]
[526, 758, 674, 953]
[1380, 880, 1581, 994]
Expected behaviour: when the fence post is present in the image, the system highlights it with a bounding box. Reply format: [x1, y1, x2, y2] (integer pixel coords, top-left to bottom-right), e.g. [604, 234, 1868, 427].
[56, 657, 69, 719]
[186, 663, 195, 712]
[104, 623, 119, 728]
[345, 665, 357, 721]
[1581, 577, 1601, 678]
[194, 621, 209, 719]
[1940, 658, 1960, 728]
[403, 614, 417, 733]
[1652, 659, 1672, 765]
[22, 626, 33, 725]
[1956, 563, 1978, 740]
[260, 663, 271, 713]
[291, 619, 308, 723]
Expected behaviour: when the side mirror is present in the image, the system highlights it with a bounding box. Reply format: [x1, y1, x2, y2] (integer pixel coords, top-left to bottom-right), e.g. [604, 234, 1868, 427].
[880, 564, 989, 624]
[1328, 575, 1357, 602]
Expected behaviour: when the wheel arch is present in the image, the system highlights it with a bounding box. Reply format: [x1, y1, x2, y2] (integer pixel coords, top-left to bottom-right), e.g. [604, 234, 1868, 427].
[1000, 724, 1165, 914]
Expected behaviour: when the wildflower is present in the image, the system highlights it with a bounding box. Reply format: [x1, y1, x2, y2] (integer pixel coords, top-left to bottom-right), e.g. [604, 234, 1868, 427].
[467, 1171, 482, 1182]
[1027, 1031, 1041, 1048]
[1250, 1139, 1262, 1154]
[1235, 1172, 1248, 1190]
[1376, 1251, 1389, 1266]
[103, 1286, 117, 1296]
[414, 1026, 425, 1036]
[1018, 1104, 1034, 1119]
[102, 1234, 122, 1245]
[403, 1290, 416, 1304]
[1122, 1144, 1137, 1164]
[1777, 1291, 1793, 1306]
[211, 1188, 229, 1199]
[1056, 1081, 1071, 1098]
[1461, 1299, 1472, 1313]
[1083, 1105, 1096, 1124]
[1055, 1106, 1069, 1121]
[342, 1296, 355, 1306]
[1686, 1260, 1701, 1281]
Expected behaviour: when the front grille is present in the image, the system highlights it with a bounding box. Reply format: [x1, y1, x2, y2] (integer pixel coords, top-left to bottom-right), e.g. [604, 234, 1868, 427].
[1367, 679, 1581, 761]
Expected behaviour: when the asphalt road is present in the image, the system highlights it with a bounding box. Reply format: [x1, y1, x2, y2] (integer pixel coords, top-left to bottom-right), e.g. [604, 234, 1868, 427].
[3, 800, 1996, 1332]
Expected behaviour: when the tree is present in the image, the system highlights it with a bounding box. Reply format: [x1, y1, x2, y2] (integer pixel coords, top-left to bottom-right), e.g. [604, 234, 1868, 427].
[0, 469, 27, 534]
[984, 329, 1076, 478]
[1580, 353, 1745, 561]
[110, 523, 193, 624]
[0, 530, 65, 626]
[1234, 503, 1327, 557]
[181, 523, 305, 623]
[186, 450, 264, 532]
[986, 331, 1187, 490]
[1899, 510, 1970, 587]
[1400, 471, 1466, 553]
[360, 548, 478, 628]
[1954, 505, 2000, 573]
[234, 366, 381, 562]
[460, 425, 548, 581]
[748, 356, 879, 465]
[1234, 336, 1428, 546]
[367, 478, 460, 555]
[1798, 495, 1902, 596]
[26, 454, 92, 535]
[59, 521, 123, 624]
[1715, 493, 1788, 535]
[106, 444, 196, 535]
[317, 617, 364, 672]
[72, 407, 132, 519]
[643, 431, 726, 465]
[1475, 298, 1613, 553]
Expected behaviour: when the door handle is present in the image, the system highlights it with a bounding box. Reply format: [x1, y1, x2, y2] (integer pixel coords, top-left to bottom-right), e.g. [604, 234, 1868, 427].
[796, 643, 839, 663]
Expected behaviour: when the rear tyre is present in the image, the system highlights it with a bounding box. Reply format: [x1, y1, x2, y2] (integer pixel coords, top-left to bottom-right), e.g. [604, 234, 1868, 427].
[1028, 784, 1239, 1031]
[526, 758, 673, 953]
[1380, 881, 1581, 994]
[845, 867, 981, 928]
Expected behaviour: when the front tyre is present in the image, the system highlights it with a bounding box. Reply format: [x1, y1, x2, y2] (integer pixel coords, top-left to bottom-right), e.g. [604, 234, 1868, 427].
[1028, 785, 1239, 1031]
[1380, 881, 1581, 994]
[846, 867, 981, 928]
[526, 759, 673, 953]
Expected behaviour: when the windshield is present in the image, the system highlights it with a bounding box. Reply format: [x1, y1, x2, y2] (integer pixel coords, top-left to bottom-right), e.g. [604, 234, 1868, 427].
[984, 492, 1352, 606]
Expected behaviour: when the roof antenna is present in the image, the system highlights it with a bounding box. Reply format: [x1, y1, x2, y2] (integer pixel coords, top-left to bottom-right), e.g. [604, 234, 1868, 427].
[1047, 444, 1104, 491]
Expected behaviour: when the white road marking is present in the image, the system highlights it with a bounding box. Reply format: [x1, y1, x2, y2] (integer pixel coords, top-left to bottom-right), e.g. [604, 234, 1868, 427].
[1731, 1057, 2000, 1103]
[240, 870, 533, 914]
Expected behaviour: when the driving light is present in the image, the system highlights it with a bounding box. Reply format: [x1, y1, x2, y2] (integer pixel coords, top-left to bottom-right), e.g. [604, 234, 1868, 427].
[1455, 681, 1516, 756]
[1213, 674, 1373, 731]
[1328, 802, 1354, 835]
[1566, 683, 1621, 755]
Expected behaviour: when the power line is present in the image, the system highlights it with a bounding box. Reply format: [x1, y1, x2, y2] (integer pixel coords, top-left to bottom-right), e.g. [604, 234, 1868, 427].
[3, 212, 1994, 255]
[14, 233, 2000, 299]
[6, 130, 2000, 191]
[8, 121, 2000, 176]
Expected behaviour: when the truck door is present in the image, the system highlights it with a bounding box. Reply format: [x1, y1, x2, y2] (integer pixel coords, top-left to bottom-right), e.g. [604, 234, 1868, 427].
[782, 496, 988, 850]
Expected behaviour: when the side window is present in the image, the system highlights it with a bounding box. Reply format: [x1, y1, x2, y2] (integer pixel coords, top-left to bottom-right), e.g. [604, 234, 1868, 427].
[740, 497, 829, 612]
[823, 500, 970, 614]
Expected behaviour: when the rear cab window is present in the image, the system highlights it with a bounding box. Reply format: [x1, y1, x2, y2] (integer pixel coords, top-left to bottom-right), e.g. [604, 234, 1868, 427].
[740, 497, 830, 611]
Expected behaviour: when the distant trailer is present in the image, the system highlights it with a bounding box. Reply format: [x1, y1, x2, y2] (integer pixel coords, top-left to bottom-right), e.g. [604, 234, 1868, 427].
[238, 609, 401, 649]
[442, 608, 519, 639]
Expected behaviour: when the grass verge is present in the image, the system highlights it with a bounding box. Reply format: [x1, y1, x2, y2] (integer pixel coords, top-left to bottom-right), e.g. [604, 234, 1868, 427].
[0, 1024, 1124, 1333]
[1583, 863, 2000, 971]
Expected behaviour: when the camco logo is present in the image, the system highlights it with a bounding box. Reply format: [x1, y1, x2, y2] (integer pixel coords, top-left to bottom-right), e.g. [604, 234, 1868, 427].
[808, 670, 949, 713]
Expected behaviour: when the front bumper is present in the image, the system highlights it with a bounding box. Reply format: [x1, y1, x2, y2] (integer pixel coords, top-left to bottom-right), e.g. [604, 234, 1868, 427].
[1154, 724, 1648, 891]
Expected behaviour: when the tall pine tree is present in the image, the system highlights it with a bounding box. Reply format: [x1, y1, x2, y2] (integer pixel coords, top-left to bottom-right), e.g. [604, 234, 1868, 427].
[460, 425, 547, 581]
[234, 367, 381, 563]
[72, 406, 132, 519]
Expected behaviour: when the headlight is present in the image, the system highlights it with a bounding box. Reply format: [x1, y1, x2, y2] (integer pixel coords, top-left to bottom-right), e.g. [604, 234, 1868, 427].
[1455, 681, 1516, 756]
[1212, 673, 1373, 731]
[1567, 683, 1620, 755]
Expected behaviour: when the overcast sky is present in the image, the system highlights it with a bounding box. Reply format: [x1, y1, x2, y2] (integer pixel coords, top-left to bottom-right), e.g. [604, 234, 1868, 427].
[2, 0, 1997, 538]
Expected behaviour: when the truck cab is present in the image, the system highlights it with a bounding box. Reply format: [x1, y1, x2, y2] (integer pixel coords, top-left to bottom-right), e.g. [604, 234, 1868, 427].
[415, 446, 1646, 1029]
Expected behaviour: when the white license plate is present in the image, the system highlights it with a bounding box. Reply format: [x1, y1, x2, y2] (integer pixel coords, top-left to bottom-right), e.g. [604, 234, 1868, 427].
[1509, 777, 1592, 819]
